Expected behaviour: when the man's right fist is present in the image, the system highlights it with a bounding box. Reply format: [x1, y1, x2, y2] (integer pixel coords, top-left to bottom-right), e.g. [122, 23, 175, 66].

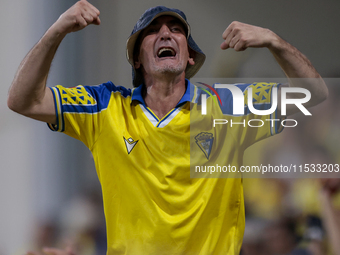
[52, 0, 100, 35]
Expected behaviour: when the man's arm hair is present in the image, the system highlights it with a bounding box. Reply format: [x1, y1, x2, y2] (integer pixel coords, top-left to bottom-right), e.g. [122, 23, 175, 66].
[7, 0, 100, 124]
[220, 21, 328, 116]
[268, 36, 328, 115]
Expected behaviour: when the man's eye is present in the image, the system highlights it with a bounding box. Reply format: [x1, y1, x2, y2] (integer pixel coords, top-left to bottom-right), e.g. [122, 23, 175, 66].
[171, 27, 181, 32]
[148, 28, 157, 33]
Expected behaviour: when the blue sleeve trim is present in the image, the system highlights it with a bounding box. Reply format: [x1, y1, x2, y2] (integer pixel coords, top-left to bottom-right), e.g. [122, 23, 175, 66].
[47, 87, 58, 131]
[47, 87, 65, 132]
[62, 104, 106, 114]
[83, 81, 132, 113]
[47, 81, 132, 132]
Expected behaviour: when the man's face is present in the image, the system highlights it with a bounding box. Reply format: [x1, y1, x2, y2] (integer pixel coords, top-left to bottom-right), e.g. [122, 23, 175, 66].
[134, 15, 195, 79]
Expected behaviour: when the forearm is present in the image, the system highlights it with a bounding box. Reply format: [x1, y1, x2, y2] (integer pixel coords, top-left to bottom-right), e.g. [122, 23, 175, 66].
[8, 0, 100, 122]
[268, 35, 320, 78]
[268, 35, 328, 106]
[8, 25, 65, 114]
[221, 21, 328, 114]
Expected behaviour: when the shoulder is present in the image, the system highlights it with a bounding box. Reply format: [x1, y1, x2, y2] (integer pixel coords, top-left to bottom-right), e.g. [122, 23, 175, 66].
[51, 82, 133, 114]
[85, 81, 132, 98]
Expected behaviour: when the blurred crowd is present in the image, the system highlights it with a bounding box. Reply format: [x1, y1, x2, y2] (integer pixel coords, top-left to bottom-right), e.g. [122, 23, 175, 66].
[26, 190, 106, 255]
[241, 178, 340, 255]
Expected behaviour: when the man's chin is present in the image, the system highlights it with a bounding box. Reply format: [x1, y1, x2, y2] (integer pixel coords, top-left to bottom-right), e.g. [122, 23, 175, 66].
[155, 65, 184, 75]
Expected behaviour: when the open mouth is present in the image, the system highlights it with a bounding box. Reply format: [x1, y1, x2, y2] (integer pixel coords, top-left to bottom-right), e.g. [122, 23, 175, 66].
[157, 47, 176, 58]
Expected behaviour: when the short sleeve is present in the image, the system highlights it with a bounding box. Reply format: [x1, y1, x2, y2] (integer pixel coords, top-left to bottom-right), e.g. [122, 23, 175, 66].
[210, 82, 284, 149]
[48, 82, 113, 148]
[236, 82, 284, 148]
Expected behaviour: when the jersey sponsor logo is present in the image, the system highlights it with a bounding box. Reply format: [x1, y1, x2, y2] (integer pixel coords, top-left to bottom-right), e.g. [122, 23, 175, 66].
[124, 137, 138, 154]
[195, 132, 214, 159]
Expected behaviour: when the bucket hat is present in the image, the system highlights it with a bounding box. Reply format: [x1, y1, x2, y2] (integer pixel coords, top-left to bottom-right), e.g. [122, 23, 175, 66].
[126, 6, 206, 87]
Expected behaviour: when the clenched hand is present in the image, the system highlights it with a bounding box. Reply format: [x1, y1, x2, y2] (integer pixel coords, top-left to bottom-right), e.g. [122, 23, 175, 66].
[220, 21, 278, 51]
[52, 0, 100, 35]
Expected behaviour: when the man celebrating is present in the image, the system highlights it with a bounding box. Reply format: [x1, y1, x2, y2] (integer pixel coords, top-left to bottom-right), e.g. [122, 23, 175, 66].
[9, 1, 327, 254]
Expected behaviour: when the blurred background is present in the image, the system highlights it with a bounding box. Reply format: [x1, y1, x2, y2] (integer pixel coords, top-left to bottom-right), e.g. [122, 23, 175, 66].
[1, 0, 340, 254]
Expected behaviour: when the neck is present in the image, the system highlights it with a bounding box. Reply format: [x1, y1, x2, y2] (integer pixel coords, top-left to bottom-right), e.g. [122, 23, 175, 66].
[143, 73, 186, 120]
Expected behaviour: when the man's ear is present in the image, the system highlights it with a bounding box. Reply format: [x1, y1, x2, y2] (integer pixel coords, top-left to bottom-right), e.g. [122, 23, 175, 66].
[188, 48, 196, 66]
[133, 37, 142, 69]
[134, 58, 141, 69]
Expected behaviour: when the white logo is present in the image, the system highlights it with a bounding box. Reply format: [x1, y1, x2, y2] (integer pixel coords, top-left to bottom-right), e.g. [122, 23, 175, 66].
[201, 85, 311, 116]
[124, 137, 138, 154]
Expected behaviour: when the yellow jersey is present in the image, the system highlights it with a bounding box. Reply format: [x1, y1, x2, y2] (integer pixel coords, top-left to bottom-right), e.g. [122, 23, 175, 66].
[48, 79, 282, 254]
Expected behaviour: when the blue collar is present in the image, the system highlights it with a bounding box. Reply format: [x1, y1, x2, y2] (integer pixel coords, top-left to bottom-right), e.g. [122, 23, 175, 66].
[131, 79, 193, 107]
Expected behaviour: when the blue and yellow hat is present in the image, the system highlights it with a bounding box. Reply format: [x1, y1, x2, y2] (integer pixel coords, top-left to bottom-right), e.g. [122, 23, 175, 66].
[126, 6, 206, 87]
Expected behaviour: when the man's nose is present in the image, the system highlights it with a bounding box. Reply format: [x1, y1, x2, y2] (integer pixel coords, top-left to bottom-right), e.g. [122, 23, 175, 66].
[159, 25, 171, 40]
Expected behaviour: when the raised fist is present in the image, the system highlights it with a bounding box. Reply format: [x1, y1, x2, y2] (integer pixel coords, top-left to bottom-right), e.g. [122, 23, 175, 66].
[220, 21, 277, 51]
[52, 0, 100, 35]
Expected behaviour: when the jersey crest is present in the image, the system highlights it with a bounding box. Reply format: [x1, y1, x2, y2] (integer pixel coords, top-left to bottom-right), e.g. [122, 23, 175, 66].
[195, 132, 214, 159]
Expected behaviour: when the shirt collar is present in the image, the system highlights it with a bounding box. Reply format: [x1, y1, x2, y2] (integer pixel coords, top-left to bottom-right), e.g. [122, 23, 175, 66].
[131, 79, 193, 107]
